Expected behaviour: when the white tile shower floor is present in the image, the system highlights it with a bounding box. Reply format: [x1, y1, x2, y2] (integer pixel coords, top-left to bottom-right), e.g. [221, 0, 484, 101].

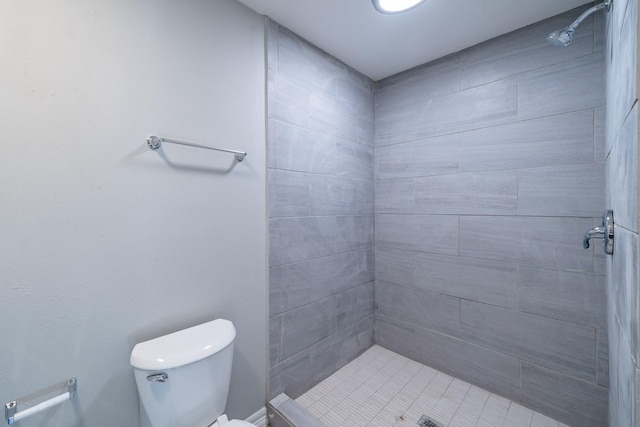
[295, 345, 569, 427]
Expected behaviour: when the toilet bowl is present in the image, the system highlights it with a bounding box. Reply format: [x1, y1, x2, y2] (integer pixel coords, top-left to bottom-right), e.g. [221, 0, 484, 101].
[130, 319, 257, 427]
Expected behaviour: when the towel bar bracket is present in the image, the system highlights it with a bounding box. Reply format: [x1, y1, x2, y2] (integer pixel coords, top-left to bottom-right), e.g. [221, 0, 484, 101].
[4, 378, 77, 425]
[4, 403, 15, 425]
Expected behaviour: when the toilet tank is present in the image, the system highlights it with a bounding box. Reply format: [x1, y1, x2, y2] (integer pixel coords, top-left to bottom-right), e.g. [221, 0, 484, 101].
[130, 319, 236, 427]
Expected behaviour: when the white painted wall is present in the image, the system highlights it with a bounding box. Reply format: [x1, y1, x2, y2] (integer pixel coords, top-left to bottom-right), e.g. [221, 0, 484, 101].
[0, 1, 267, 426]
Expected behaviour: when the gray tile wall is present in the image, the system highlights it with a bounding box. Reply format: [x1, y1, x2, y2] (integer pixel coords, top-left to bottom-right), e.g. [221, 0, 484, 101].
[605, 0, 640, 425]
[268, 5, 616, 425]
[267, 21, 376, 400]
[374, 6, 608, 426]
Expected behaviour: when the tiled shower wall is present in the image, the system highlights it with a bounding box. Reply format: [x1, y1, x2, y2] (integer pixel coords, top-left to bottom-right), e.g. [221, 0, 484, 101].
[605, 0, 639, 425]
[268, 5, 612, 426]
[267, 21, 376, 399]
[374, 6, 608, 426]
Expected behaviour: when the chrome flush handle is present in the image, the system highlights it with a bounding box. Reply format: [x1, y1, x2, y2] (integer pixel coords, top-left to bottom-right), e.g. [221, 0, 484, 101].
[583, 209, 614, 255]
[146, 373, 168, 382]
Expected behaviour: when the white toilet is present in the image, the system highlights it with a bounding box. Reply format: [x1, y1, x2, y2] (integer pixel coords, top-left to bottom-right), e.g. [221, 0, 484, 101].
[130, 319, 257, 427]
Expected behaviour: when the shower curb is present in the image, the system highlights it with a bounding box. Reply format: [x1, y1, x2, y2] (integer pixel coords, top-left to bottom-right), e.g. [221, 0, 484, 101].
[267, 393, 326, 427]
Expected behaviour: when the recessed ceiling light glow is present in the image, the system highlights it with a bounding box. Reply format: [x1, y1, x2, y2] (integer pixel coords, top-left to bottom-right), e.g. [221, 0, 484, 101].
[372, 0, 426, 14]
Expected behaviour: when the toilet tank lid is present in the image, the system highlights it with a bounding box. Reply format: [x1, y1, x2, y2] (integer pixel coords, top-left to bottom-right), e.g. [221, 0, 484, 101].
[130, 319, 236, 370]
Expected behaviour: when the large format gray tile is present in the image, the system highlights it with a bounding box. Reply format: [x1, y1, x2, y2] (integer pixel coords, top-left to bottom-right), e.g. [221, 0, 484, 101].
[459, 5, 595, 90]
[269, 169, 310, 218]
[594, 244, 607, 274]
[336, 282, 375, 331]
[459, 216, 594, 271]
[594, 7, 605, 52]
[459, 110, 594, 172]
[374, 179, 415, 213]
[269, 363, 284, 400]
[270, 350, 311, 400]
[607, 251, 618, 417]
[309, 249, 374, 301]
[268, 120, 278, 169]
[308, 316, 374, 388]
[414, 253, 518, 309]
[335, 215, 374, 253]
[277, 25, 348, 93]
[336, 68, 375, 109]
[269, 217, 335, 266]
[374, 247, 415, 286]
[414, 326, 521, 401]
[375, 314, 417, 360]
[376, 78, 518, 146]
[268, 71, 310, 128]
[597, 324, 609, 387]
[608, 308, 638, 427]
[336, 139, 374, 180]
[517, 163, 605, 217]
[266, 20, 279, 72]
[606, 2, 639, 421]
[611, 226, 640, 362]
[270, 249, 373, 317]
[518, 51, 605, 120]
[270, 261, 311, 316]
[376, 280, 461, 337]
[336, 81, 375, 153]
[270, 314, 283, 367]
[376, 214, 459, 255]
[340, 69, 375, 147]
[376, 53, 461, 112]
[517, 265, 606, 328]
[595, 106, 607, 161]
[520, 363, 608, 427]
[356, 102, 375, 146]
[309, 175, 373, 215]
[375, 134, 459, 180]
[414, 170, 517, 215]
[280, 296, 337, 361]
[461, 300, 597, 381]
[270, 120, 336, 175]
[607, 103, 638, 232]
[308, 89, 358, 142]
[605, 0, 637, 147]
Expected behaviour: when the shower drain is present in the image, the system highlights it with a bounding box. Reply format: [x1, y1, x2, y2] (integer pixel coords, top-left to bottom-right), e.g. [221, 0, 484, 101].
[417, 415, 444, 427]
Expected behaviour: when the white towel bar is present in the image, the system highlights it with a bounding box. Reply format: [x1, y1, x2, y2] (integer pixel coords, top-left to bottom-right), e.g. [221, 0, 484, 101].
[147, 136, 247, 162]
[4, 378, 77, 425]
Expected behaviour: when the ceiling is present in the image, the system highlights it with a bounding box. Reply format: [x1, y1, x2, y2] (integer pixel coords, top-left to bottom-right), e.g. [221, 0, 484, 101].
[235, 0, 590, 80]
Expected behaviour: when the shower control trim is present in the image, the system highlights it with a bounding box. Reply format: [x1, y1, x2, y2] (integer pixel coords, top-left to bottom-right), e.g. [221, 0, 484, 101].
[583, 209, 614, 255]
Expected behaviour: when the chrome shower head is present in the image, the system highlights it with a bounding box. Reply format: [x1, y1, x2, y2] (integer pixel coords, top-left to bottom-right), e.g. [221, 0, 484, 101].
[547, 1, 611, 47]
[547, 27, 574, 47]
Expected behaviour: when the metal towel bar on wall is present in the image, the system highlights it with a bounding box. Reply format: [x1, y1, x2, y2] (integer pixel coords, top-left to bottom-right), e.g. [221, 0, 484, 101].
[147, 136, 247, 162]
[4, 378, 77, 425]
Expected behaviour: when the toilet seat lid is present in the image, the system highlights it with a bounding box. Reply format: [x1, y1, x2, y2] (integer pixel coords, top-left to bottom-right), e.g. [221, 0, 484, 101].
[131, 319, 235, 370]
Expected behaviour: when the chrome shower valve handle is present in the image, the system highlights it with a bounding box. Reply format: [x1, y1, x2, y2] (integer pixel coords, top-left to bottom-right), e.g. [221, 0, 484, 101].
[583, 210, 614, 255]
[583, 226, 605, 249]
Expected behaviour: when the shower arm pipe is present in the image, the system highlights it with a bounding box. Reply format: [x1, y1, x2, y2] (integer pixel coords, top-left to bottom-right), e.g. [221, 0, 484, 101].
[568, 1, 611, 31]
[147, 136, 247, 162]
